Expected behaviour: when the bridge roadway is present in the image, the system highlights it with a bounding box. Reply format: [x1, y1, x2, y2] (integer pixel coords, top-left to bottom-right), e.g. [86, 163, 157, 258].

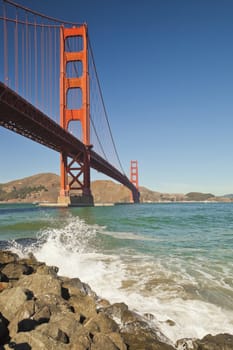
[0, 82, 139, 203]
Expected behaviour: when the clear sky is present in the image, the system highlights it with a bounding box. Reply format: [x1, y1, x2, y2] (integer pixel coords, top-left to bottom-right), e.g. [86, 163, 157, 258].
[1, 0, 233, 195]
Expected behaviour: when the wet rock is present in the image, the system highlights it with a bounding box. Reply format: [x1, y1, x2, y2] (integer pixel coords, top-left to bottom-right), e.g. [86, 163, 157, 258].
[84, 312, 119, 334]
[102, 302, 129, 322]
[144, 313, 156, 321]
[2, 250, 232, 350]
[121, 320, 175, 350]
[165, 319, 176, 327]
[121, 309, 141, 325]
[96, 298, 111, 309]
[0, 251, 18, 265]
[175, 338, 198, 350]
[62, 277, 96, 298]
[194, 333, 233, 350]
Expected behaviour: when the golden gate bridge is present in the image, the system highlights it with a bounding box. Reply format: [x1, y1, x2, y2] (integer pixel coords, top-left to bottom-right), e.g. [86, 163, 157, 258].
[0, 0, 140, 205]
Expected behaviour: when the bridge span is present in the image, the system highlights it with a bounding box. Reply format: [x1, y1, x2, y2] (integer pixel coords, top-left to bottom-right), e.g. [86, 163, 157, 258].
[0, 82, 140, 203]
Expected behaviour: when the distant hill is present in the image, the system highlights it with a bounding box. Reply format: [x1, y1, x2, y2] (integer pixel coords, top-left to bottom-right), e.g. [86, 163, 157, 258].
[185, 192, 215, 201]
[223, 194, 233, 199]
[0, 173, 232, 204]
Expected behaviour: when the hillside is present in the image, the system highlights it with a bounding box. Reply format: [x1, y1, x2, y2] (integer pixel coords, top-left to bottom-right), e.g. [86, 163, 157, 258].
[0, 173, 232, 204]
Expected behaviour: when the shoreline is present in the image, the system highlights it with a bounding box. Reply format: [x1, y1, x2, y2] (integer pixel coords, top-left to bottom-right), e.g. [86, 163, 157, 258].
[0, 250, 232, 349]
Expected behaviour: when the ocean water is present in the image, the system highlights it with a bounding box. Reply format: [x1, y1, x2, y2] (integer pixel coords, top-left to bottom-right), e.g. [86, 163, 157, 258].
[0, 202, 233, 344]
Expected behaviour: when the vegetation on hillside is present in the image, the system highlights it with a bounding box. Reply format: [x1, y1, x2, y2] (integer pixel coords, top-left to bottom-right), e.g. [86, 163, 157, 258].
[0, 185, 48, 201]
[185, 192, 214, 201]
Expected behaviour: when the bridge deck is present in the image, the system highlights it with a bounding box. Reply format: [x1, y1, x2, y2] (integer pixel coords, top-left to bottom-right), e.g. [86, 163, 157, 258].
[0, 82, 139, 202]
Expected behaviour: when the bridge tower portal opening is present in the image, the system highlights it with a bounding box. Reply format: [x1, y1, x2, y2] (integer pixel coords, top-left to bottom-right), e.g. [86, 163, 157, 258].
[58, 25, 93, 206]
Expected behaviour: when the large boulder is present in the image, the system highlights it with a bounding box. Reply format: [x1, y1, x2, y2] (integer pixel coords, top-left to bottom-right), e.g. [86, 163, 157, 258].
[62, 277, 97, 299]
[84, 312, 119, 334]
[120, 320, 175, 350]
[5, 330, 71, 350]
[0, 286, 31, 321]
[15, 272, 61, 297]
[91, 333, 120, 350]
[1, 262, 33, 281]
[0, 251, 18, 265]
[69, 294, 97, 320]
[195, 333, 233, 350]
[176, 334, 233, 350]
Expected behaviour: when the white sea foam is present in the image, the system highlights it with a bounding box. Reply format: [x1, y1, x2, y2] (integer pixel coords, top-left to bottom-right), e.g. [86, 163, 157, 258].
[9, 216, 233, 344]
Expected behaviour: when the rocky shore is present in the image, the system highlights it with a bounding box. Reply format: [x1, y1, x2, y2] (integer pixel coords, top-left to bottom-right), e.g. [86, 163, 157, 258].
[0, 250, 232, 350]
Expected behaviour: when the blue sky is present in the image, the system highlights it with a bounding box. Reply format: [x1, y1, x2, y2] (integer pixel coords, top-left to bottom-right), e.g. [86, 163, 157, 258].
[1, 0, 233, 195]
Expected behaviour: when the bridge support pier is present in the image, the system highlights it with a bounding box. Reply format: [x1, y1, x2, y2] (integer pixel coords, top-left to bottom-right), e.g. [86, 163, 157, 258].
[57, 194, 94, 207]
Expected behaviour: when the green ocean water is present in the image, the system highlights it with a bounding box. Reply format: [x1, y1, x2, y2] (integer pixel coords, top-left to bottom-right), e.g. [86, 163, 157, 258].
[0, 202, 233, 343]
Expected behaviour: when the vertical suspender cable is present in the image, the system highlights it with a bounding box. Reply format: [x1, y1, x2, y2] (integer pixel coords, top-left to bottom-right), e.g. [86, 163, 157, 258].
[14, 9, 18, 91]
[49, 26, 52, 117]
[3, 3, 8, 85]
[28, 15, 31, 101]
[54, 27, 57, 122]
[44, 28, 49, 114]
[41, 25, 44, 112]
[22, 20, 24, 94]
[34, 16, 38, 106]
[25, 11, 28, 98]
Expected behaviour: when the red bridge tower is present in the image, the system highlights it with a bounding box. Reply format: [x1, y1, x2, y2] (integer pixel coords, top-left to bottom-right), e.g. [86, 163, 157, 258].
[130, 160, 139, 202]
[58, 25, 93, 206]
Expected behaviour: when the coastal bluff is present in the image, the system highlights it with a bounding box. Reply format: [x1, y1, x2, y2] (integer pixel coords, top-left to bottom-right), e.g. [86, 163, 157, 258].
[0, 251, 232, 349]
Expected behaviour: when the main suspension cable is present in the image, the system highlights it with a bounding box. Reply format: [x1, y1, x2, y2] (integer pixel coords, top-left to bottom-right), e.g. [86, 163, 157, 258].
[3, 0, 82, 26]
